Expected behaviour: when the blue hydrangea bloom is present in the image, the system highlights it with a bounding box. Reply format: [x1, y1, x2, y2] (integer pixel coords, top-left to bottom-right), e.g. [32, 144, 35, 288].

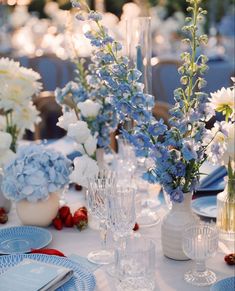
[1, 145, 72, 202]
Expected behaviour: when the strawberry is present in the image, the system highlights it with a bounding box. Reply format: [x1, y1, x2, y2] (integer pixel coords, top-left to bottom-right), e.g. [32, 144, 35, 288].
[52, 217, 63, 230]
[133, 222, 139, 231]
[64, 213, 74, 227]
[73, 210, 88, 231]
[0, 208, 8, 224]
[224, 253, 235, 265]
[77, 206, 88, 216]
[59, 206, 71, 222]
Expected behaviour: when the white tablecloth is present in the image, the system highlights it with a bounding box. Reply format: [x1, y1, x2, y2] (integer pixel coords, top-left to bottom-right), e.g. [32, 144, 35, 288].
[3, 189, 235, 291]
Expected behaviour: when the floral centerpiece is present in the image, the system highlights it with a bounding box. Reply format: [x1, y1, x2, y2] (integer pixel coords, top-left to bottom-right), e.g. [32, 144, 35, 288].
[71, 0, 227, 259]
[0, 58, 42, 152]
[1, 144, 72, 226]
[55, 31, 118, 187]
[205, 82, 235, 239]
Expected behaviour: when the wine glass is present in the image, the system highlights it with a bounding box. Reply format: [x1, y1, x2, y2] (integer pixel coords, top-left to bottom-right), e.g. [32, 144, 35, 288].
[86, 170, 116, 265]
[107, 186, 136, 249]
[182, 223, 219, 286]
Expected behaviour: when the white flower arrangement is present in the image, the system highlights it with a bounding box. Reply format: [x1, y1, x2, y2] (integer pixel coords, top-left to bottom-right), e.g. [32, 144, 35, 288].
[205, 80, 235, 178]
[0, 58, 42, 152]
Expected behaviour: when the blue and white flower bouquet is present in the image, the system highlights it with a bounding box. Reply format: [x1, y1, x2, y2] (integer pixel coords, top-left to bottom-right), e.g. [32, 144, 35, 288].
[1, 144, 72, 202]
[70, 0, 226, 203]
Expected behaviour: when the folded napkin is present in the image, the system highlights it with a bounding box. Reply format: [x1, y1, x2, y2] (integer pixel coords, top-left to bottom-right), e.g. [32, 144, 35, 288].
[0, 259, 73, 291]
[199, 166, 226, 189]
[30, 249, 66, 257]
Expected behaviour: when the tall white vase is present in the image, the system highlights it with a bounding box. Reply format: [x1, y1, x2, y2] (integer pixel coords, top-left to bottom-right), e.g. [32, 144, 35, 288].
[161, 193, 198, 260]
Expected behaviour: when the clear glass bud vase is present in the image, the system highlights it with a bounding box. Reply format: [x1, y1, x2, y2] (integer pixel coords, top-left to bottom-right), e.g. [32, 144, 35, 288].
[216, 178, 235, 241]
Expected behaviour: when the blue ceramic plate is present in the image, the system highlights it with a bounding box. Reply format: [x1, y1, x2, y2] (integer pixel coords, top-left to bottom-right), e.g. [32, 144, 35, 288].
[0, 254, 96, 291]
[191, 196, 217, 218]
[0, 226, 52, 254]
[210, 276, 235, 291]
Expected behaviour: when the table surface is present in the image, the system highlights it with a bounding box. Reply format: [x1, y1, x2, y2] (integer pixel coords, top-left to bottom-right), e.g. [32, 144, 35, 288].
[2, 188, 234, 291]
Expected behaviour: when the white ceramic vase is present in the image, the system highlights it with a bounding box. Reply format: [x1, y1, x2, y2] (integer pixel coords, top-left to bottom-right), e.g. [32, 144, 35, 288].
[161, 193, 198, 260]
[16, 192, 60, 227]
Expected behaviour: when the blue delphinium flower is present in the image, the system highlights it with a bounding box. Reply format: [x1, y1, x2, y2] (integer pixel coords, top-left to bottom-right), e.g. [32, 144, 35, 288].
[170, 188, 184, 203]
[88, 11, 102, 21]
[182, 140, 198, 161]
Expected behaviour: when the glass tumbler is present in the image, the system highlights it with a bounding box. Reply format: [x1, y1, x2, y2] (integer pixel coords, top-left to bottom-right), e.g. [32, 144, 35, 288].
[115, 236, 156, 291]
[182, 223, 219, 286]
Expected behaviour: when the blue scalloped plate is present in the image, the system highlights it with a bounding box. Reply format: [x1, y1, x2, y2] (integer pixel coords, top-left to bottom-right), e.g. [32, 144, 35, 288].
[0, 254, 96, 291]
[210, 276, 235, 291]
[0, 226, 52, 254]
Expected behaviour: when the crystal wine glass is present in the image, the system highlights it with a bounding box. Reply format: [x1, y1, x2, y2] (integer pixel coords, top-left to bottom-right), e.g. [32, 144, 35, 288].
[86, 170, 116, 265]
[182, 223, 219, 286]
[107, 186, 136, 249]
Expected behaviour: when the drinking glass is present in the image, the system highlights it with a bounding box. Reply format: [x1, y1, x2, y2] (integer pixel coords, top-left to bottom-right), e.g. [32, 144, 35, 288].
[115, 236, 156, 291]
[107, 186, 136, 244]
[135, 157, 160, 227]
[86, 170, 116, 265]
[182, 223, 219, 286]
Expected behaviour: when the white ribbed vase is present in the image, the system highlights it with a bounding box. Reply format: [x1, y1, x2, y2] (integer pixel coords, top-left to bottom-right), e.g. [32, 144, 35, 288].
[161, 193, 198, 260]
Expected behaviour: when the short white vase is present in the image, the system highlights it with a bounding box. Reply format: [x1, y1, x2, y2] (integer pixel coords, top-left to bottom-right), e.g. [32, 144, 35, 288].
[16, 192, 60, 227]
[161, 193, 198, 260]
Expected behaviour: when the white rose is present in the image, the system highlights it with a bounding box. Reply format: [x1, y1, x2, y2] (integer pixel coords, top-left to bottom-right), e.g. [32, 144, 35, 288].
[0, 132, 12, 154]
[70, 155, 99, 188]
[67, 121, 91, 144]
[84, 133, 98, 156]
[0, 131, 15, 168]
[77, 100, 102, 118]
[57, 111, 78, 131]
[0, 150, 15, 168]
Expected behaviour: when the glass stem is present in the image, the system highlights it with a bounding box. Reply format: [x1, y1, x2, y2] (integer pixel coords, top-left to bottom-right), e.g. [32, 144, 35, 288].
[195, 260, 206, 273]
[99, 219, 108, 250]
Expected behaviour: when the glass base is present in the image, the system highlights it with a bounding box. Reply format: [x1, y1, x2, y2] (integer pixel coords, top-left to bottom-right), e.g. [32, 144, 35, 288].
[105, 263, 115, 277]
[115, 277, 155, 291]
[87, 249, 114, 265]
[137, 209, 160, 228]
[184, 269, 217, 286]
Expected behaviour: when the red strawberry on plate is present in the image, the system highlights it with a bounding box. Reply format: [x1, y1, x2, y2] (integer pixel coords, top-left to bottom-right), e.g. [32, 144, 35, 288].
[73, 210, 88, 231]
[59, 206, 71, 222]
[64, 213, 74, 228]
[52, 217, 63, 230]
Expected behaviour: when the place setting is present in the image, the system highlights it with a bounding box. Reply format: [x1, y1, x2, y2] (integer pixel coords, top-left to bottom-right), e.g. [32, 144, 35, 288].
[0, 0, 234, 290]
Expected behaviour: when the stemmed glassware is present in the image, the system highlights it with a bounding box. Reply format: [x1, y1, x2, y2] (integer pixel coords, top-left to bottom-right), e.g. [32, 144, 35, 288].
[107, 186, 136, 250]
[86, 170, 116, 265]
[182, 223, 219, 286]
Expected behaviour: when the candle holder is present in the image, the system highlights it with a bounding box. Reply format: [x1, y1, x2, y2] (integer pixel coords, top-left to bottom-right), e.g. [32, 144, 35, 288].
[182, 223, 218, 286]
[125, 17, 152, 95]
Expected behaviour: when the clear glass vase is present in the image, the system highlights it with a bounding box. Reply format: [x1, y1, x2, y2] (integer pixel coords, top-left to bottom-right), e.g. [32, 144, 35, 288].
[125, 17, 152, 95]
[216, 178, 235, 241]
